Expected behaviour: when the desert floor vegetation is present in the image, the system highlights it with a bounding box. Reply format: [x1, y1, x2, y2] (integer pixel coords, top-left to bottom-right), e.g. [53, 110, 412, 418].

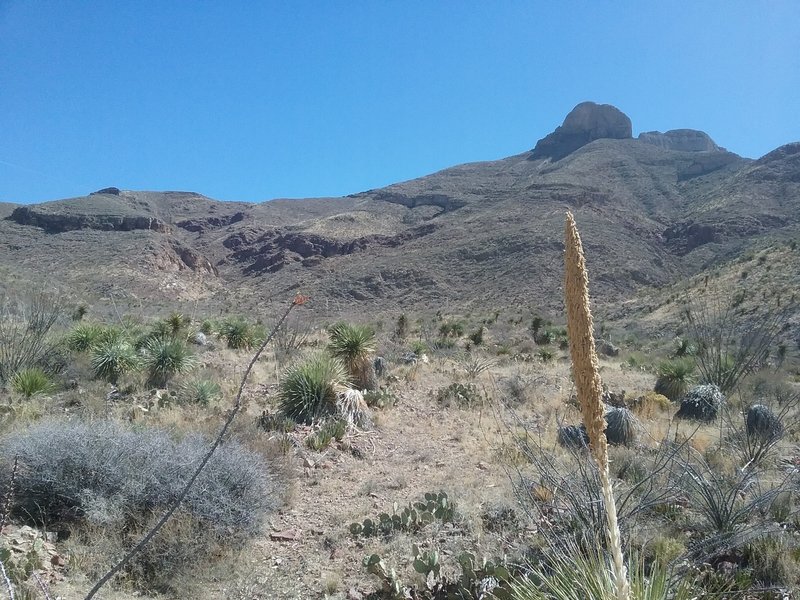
[0, 250, 799, 600]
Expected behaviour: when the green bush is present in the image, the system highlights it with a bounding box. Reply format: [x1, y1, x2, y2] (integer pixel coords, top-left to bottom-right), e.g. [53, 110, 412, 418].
[66, 323, 106, 352]
[327, 322, 377, 390]
[90, 338, 140, 384]
[219, 318, 256, 350]
[654, 358, 696, 401]
[10, 367, 54, 398]
[142, 337, 196, 388]
[179, 378, 221, 405]
[278, 354, 350, 423]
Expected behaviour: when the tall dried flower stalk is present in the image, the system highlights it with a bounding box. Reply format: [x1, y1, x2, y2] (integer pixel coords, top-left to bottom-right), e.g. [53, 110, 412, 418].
[564, 212, 630, 600]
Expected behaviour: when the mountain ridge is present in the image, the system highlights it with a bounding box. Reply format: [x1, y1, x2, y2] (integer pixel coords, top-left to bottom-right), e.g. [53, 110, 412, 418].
[1, 102, 798, 327]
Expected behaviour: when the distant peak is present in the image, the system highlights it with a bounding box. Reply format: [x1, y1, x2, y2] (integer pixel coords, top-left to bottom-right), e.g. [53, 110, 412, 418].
[638, 129, 722, 152]
[90, 187, 122, 196]
[530, 102, 633, 161]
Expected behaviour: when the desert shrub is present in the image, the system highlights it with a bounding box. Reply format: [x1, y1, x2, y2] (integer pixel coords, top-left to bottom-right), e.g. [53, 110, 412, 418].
[468, 326, 484, 346]
[439, 320, 465, 338]
[654, 358, 696, 401]
[409, 340, 429, 356]
[0, 292, 63, 383]
[142, 336, 196, 388]
[10, 367, 55, 398]
[537, 348, 554, 363]
[0, 419, 281, 533]
[327, 322, 377, 390]
[604, 407, 639, 446]
[0, 420, 282, 595]
[273, 315, 310, 361]
[90, 338, 139, 384]
[278, 354, 350, 423]
[682, 285, 795, 393]
[630, 391, 671, 417]
[395, 314, 408, 340]
[434, 382, 482, 408]
[219, 318, 256, 350]
[199, 319, 215, 335]
[180, 378, 221, 405]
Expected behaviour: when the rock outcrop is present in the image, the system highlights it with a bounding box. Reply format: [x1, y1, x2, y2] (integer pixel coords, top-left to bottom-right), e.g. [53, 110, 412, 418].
[7, 205, 169, 234]
[638, 129, 721, 152]
[531, 102, 633, 161]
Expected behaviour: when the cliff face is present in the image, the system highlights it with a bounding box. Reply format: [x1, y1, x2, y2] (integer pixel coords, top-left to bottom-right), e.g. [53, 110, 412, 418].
[530, 101, 633, 161]
[9, 205, 170, 233]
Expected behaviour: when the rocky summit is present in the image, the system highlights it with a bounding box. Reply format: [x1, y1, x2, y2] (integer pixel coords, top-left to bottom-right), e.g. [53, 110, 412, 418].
[530, 101, 633, 160]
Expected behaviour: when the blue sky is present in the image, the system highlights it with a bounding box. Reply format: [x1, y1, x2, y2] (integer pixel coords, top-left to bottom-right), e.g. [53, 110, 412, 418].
[1, 1, 799, 204]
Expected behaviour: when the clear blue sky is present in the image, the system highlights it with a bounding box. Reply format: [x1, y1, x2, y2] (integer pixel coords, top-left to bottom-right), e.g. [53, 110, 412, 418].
[2, 1, 799, 204]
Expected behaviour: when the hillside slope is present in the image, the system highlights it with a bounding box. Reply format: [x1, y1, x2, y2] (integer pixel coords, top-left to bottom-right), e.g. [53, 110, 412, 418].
[1, 102, 797, 322]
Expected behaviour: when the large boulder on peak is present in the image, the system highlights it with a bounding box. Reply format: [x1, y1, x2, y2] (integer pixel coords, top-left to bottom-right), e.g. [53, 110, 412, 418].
[531, 102, 633, 161]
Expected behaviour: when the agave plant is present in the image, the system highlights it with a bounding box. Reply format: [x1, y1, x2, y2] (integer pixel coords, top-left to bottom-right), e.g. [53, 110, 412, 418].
[327, 322, 377, 390]
[654, 358, 696, 402]
[91, 339, 140, 384]
[142, 337, 197, 388]
[278, 354, 350, 423]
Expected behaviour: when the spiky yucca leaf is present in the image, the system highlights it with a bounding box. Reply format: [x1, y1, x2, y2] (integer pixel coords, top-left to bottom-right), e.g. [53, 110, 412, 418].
[91, 339, 139, 384]
[654, 358, 696, 401]
[278, 354, 350, 423]
[180, 378, 222, 406]
[66, 323, 106, 352]
[219, 318, 256, 350]
[143, 337, 197, 388]
[509, 546, 692, 600]
[327, 322, 377, 390]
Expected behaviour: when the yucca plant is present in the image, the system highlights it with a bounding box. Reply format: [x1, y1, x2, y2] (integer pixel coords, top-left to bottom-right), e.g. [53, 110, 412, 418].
[166, 312, 188, 337]
[510, 546, 693, 600]
[278, 354, 350, 423]
[91, 339, 140, 384]
[180, 378, 222, 405]
[654, 358, 696, 401]
[327, 322, 377, 390]
[10, 367, 55, 398]
[219, 318, 255, 350]
[142, 337, 197, 388]
[66, 323, 106, 352]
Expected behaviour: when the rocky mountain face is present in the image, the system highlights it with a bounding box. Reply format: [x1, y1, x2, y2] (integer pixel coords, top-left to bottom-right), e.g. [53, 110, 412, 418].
[1, 101, 798, 322]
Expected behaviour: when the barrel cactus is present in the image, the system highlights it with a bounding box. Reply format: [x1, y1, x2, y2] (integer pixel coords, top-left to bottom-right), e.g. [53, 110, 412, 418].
[675, 384, 725, 422]
[746, 404, 783, 443]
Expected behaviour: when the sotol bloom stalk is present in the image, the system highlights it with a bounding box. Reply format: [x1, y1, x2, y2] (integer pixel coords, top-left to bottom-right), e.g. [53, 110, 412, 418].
[564, 211, 630, 600]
